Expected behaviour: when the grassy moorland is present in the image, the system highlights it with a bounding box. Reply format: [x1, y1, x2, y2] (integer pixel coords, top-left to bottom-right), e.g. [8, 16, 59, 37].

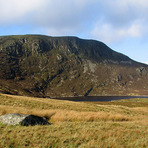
[0, 93, 148, 148]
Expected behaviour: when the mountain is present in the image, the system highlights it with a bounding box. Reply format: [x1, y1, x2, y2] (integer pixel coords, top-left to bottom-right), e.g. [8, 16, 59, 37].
[0, 35, 148, 97]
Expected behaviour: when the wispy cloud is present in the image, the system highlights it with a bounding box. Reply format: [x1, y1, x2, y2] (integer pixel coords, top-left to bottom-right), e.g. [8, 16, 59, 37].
[144, 61, 148, 65]
[91, 20, 145, 44]
[90, 0, 148, 44]
[0, 0, 43, 24]
[0, 0, 148, 63]
[0, 0, 148, 45]
[0, 0, 97, 35]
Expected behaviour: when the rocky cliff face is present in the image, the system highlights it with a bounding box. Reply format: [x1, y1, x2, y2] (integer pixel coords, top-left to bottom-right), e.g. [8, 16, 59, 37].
[0, 35, 148, 97]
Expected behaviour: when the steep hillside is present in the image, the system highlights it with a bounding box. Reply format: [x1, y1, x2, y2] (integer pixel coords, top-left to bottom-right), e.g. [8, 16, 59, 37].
[0, 35, 148, 97]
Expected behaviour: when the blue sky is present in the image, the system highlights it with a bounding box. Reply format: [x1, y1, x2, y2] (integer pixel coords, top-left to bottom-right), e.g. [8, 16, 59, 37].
[0, 0, 148, 64]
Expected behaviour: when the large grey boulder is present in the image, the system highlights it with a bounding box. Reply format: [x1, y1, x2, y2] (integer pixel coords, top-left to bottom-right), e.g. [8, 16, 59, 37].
[0, 113, 49, 126]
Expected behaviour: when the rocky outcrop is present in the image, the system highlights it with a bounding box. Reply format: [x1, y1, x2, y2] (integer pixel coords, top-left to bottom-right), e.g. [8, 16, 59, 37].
[0, 113, 49, 126]
[136, 67, 147, 76]
[0, 35, 148, 97]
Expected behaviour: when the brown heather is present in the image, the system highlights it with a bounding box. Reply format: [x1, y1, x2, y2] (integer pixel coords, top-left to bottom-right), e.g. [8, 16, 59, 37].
[0, 35, 148, 98]
[0, 93, 148, 147]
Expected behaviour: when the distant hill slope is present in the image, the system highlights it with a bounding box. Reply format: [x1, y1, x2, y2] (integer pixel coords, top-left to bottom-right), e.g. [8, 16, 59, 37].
[0, 35, 148, 97]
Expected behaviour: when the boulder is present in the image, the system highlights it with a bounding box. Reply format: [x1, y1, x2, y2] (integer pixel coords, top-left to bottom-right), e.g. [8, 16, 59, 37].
[0, 113, 49, 126]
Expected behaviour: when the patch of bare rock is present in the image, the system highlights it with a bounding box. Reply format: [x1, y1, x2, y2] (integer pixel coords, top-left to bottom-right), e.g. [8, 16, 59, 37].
[0, 113, 49, 126]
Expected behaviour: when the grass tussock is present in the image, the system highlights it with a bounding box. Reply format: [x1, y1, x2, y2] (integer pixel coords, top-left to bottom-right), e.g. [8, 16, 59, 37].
[0, 93, 148, 147]
[50, 110, 132, 122]
[0, 122, 147, 148]
[0, 105, 132, 122]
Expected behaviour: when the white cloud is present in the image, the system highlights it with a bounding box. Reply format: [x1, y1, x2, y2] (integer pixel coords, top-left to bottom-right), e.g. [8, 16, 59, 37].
[0, 0, 44, 24]
[144, 61, 148, 65]
[0, 0, 148, 45]
[0, 0, 97, 27]
[0, 0, 99, 38]
[31, 0, 98, 29]
[91, 20, 145, 44]
[90, 0, 148, 44]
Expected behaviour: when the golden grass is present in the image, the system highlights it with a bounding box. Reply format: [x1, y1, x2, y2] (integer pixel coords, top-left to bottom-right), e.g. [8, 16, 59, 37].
[0, 122, 147, 148]
[0, 105, 132, 122]
[0, 93, 148, 147]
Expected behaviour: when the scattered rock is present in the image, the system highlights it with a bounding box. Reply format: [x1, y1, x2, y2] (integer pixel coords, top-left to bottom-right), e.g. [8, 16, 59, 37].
[0, 113, 49, 126]
[136, 67, 147, 76]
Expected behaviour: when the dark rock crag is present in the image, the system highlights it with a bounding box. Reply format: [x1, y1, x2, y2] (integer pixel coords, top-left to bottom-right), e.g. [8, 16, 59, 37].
[0, 35, 148, 97]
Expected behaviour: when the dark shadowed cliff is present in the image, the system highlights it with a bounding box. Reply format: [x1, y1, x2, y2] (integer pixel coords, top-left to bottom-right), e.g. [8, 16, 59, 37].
[0, 35, 148, 97]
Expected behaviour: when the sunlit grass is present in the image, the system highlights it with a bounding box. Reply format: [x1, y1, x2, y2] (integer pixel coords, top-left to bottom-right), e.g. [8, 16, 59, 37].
[0, 93, 148, 147]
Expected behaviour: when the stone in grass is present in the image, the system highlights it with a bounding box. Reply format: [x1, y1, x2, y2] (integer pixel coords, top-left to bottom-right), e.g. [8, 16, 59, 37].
[0, 113, 49, 126]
